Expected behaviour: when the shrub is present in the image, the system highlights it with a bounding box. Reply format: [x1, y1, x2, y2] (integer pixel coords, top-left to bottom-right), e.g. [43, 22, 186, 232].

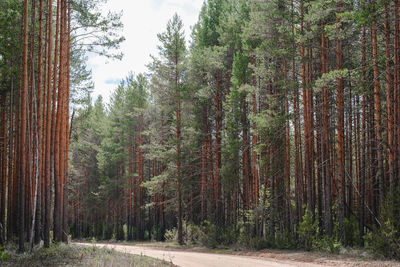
[184, 222, 204, 246]
[312, 235, 341, 254]
[219, 224, 239, 246]
[298, 207, 317, 251]
[365, 218, 400, 259]
[164, 228, 178, 243]
[365, 197, 400, 260]
[0, 246, 9, 261]
[275, 231, 297, 250]
[163, 221, 224, 248]
[151, 224, 165, 241]
[344, 216, 359, 247]
[251, 237, 272, 250]
[199, 221, 218, 248]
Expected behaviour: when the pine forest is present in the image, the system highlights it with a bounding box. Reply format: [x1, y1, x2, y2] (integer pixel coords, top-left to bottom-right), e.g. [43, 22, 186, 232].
[1, 0, 400, 261]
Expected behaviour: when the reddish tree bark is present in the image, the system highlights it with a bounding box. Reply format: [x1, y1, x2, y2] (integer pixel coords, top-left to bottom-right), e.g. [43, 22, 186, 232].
[321, 24, 333, 236]
[371, 9, 385, 211]
[336, 2, 345, 236]
[242, 98, 250, 210]
[252, 57, 259, 207]
[284, 58, 291, 230]
[19, 0, 29, 252]
[384, 4, 394, 197]
[34, 0, 44, 245]
[44, 0, 54, 248]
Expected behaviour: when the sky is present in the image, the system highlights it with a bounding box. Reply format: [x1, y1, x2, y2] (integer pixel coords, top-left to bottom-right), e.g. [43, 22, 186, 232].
[88, 0, 204, 104]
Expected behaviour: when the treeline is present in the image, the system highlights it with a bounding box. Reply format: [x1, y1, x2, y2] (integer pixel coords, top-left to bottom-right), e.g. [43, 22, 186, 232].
[0, 0, 123, 252]
[70, 0, 400, 257]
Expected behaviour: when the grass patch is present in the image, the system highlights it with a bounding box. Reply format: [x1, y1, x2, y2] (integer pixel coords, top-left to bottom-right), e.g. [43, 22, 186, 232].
[0, 243, 173, 266]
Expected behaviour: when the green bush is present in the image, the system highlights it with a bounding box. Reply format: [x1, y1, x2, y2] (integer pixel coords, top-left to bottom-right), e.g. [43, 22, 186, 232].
[364, 196, 400, 260]
[312, 235, 341, 254]
[163, 221, 231, 248]
[250, 237, 270, 250]
[298, 207, 317, 251]
[275, 231, 297, 250]
[365, 218, 400, 259]
[151, 224, 165, 241]
[184, 222, 204, 246]
[0, 246, 9, 261]
[164, 228, 178, 243]
[199, 221, 218, 248]
[344, 216, 359, 247]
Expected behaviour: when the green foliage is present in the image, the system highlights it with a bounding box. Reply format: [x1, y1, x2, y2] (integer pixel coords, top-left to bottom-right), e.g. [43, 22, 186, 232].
[69, 0, 125, 107]
[364, 219, 400, 259]
[298, 207, 317, 251]
[0, 0, 22, 93]
[163, 221, 239, 248]
[296, 207, 343, 253]
[194, 0, 226, 48]
[151, 225, 165, 242]
[274, 231, 297, 250]
[313, 69, 351, 93]
[312, 235, 342, 254]
[164, 228, 178, 243]
[239, 230, 297, 250]
[250, 237, 273, 250]
[72, 0, 125, 59]
[344, 216, 359, 247]
[365, 199, 400, 259]
[0, 246, 9, 261]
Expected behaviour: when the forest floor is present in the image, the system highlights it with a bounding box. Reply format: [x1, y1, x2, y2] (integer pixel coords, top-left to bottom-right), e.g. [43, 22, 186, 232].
[76, 242, 400, 267]
[0, 243, 172, 266]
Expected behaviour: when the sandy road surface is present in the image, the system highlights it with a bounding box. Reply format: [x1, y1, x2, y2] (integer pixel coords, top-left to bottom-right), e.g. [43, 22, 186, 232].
[76, 243, 329, 267]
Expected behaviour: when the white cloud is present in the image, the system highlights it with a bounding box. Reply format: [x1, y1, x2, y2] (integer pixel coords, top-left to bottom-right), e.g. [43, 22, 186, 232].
[87, 0, 204, 104]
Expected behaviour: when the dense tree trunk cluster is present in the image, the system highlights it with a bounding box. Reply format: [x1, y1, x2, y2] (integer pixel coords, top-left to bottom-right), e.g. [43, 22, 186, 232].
[0, 0, 124, 252]
[0, 0, 71, 251]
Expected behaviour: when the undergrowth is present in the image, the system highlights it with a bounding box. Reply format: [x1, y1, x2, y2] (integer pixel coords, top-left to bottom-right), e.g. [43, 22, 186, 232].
[0, 243, 172, 266]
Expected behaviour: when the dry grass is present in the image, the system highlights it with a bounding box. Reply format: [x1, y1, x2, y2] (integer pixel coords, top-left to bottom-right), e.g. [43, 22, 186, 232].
[0, 243, 174, 266]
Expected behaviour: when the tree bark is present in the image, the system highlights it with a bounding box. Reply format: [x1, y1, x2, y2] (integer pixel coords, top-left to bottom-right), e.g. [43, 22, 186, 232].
[0, 93, 7, 245]
[336, 1, 345, 237]
[44, 0, 54, 248]
[371, 8, 385, 212]
[19, 0, 29, 252]
[384, 4, 394, 198]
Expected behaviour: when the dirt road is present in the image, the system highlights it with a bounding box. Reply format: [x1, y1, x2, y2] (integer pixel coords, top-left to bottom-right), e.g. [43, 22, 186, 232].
[76, 243, 399, 267]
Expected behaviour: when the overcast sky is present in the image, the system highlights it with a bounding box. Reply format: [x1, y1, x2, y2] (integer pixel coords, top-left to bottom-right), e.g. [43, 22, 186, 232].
[88, 0, 204, 103]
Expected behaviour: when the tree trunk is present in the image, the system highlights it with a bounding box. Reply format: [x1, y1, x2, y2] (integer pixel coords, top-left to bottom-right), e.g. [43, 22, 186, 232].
[201, 106, 208, 221]
[384, 4, 394, 198]
[371, 9, 385, 212]
[336, 1, 345, 237]
[44, 0, 54, 248]
[34, 0, 44, 245]
[321, 24, 333, 236]
[394, 1, 400, 189]
[176, 58, 183, 245]
[19, 0, 29, 252]
[292, 0, 303, 226]
[215, 72, 222, 223]
[0, 93, 7, 245]
[252, 57, 259, 207]
[138, 114, 144, 239]
[242, 98, 250, 210]
[284, 58, 292, 231]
